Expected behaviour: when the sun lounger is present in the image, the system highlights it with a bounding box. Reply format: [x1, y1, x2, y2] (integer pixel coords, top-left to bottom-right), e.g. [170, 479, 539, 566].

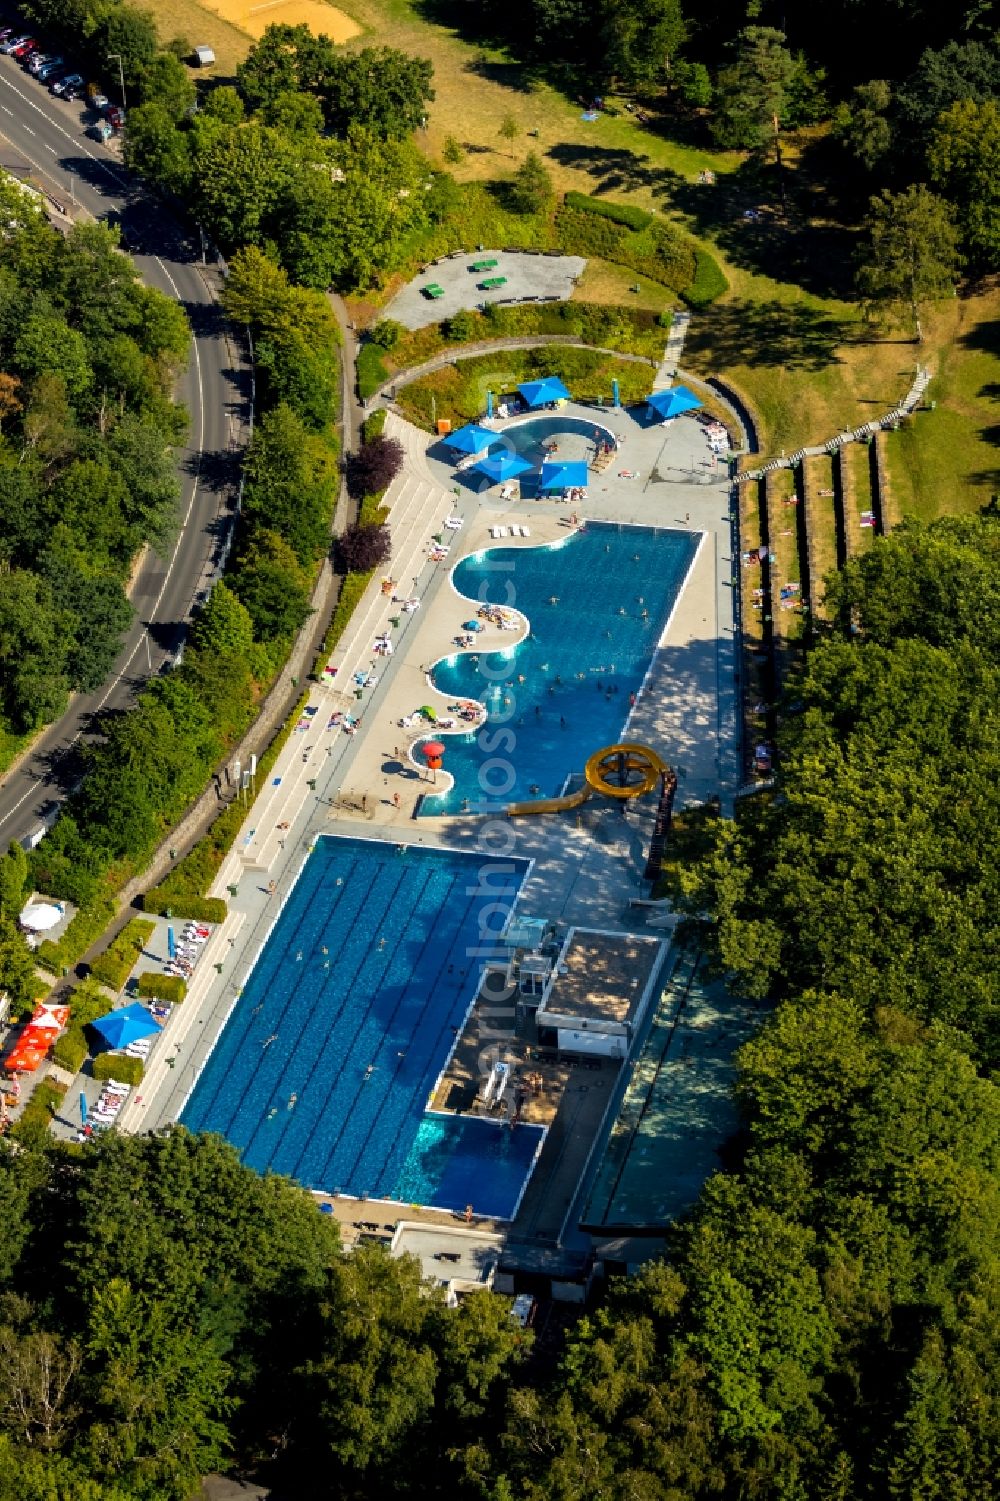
[444, 516, 463, 529]
[489, 526, 507, 539]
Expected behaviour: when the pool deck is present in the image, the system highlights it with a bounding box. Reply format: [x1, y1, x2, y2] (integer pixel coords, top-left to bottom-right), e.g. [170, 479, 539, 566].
[97, 400, 740, 1218]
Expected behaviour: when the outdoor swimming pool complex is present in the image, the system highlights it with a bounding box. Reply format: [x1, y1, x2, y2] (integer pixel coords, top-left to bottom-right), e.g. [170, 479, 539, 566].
[181, 837, 544, 1217]
[419, 522, 698, 815]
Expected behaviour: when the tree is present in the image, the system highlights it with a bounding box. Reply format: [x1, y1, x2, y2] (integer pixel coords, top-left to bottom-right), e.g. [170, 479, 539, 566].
[319, 48, 434, 139]
[929, 99, 1000, 268]
[834, 79, 893, 172]
[100, 4, 158, 92]
[0, 373, 21, 434]
[188, 581, 256, 661]
[0, 917, 37, 1011]
[241, 403, 336, 564]
[856, 185, 961, 341]
[230, 530, 312, 643]
[509, 151, 553, 215]
[498, 113, 520, 157]
[602, 0, 685, 85]
[337, 523, 392, 575]
[442, 134, 464, 166]
[712, 26, 796, 173]
[138, 52, 195, 119]
[0, 844, 28, 921]
[345, 433, 403, 499]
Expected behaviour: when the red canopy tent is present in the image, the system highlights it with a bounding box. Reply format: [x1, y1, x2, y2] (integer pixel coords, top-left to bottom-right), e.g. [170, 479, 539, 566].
[4, 1003, 70, 1075]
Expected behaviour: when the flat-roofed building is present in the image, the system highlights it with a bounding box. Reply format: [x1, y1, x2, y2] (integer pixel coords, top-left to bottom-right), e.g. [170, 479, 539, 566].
[535, 929, 664, 1059]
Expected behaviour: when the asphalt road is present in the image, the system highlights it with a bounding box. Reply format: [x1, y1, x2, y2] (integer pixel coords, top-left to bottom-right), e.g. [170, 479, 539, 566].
[0, 51, 245, 851]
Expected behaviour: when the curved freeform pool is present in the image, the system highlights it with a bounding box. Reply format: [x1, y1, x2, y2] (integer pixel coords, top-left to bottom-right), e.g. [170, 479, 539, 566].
[417, 521, 698, 816]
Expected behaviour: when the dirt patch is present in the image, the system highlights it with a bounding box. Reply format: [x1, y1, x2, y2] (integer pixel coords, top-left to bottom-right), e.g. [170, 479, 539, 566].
[202, 0, 360, 42]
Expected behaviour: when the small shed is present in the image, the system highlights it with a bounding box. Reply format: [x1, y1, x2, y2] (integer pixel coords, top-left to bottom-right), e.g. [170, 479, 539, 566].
[193, 46, 215, 68]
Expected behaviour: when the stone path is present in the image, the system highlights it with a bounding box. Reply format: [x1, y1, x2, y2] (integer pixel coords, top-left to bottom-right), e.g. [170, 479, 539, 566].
[742, 364, 932, 480]
[653, 309, 691, 389]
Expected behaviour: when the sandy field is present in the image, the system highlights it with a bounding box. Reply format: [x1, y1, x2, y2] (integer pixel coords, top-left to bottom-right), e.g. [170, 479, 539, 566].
[201, 0, 360, 42]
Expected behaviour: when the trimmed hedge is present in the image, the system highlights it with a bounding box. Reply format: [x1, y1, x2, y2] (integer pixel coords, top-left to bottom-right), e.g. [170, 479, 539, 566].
[92, 1052, 145, 1086]
[682, 248, 729, 310]
[357, 342, 390, 400]
[361, 408, 387, 443]
[555, 204, 696, 291]
[12, 1077, 67, 1142]
[52, 976, 116, 1072]
[563, 191, 652, 231]
[141, 893, 227, 923]
[135, 972, 187, 1004]
[89, 918, 156, 991]
[36, 898, 117, 977]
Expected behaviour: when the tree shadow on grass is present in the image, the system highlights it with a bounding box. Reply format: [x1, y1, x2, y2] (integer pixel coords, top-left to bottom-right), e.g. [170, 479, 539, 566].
[684, 298, 846, 374]
[959, 319, 1000, 356]
[544, 141, 683, 198]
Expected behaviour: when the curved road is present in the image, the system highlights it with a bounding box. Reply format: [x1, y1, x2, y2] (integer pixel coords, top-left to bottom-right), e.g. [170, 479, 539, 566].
[0, 51, 242, 850]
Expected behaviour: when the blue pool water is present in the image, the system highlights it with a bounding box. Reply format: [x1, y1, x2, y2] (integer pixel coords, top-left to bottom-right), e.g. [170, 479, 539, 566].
[180, 836, 538, 1215]
[395, 1114, 544, 1219]
[418, 522, 698, 815]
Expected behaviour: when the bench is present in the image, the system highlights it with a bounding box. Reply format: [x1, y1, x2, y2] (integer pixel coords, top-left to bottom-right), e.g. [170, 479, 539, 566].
[479, 276, 507, 290]
[423, 283, 445, 299]
[470, 258, 498, 272]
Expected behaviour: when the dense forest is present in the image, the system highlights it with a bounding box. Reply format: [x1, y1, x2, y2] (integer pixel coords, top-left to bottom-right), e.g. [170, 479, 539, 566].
[0, 175, 188, 738]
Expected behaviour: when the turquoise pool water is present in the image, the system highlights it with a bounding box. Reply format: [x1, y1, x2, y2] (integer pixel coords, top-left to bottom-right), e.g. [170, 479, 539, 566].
[418, 522, 698, 815]
[180, 837, 540, 1216]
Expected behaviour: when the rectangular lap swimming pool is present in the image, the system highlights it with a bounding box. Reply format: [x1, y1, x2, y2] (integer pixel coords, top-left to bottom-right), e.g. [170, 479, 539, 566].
[180, 837, 539, 1216]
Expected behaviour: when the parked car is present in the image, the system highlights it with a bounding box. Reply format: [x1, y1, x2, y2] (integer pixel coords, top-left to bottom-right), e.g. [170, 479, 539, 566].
[0, 35, 30, 54]
[36, 59, 66, 80]
[89, 89, 109, 112]
[0, 28, 16, 45]
[11, 38, 39, 58]
[88, 119, 112, 142]
[28, 52, 53, 73]
[51, 72, 83, 96]
[106, 103, 125, 130]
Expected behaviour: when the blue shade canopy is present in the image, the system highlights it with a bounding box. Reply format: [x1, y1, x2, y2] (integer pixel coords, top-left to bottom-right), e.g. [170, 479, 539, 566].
[474, 451, 534, 482]
[91, 1003, 160, 1049]
[445, 423, 497, 454]
[646, 385, 703, 420]
[518, 377, 571, 407]
[540, 460, 589, 490]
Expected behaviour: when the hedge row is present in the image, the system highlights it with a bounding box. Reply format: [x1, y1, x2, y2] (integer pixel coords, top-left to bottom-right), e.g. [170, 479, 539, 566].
[682, 248, 729, 310]
[11, 1077, 67, 1142]
[93, 1052, 145, 1085]
[135, 972, 187, 1003]
[357, 342, 390, 400]
[554, 204, 696, 291]
[141, 893, 228, 923]
[89, 918, 156, 992]
[361, 408, 387, 443]
[563, 191, 653, 231]
[36, 898, 117, 977]
[50, 978, 115, 1074]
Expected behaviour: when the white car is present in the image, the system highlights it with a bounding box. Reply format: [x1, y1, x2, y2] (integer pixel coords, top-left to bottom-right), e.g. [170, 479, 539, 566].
[89, 91, 109, 112]
[52, 72, 83, 97]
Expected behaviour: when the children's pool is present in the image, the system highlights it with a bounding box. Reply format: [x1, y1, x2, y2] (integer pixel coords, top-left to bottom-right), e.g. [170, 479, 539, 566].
[417, 522, 698, 815]
[180, 836, 542, 1216]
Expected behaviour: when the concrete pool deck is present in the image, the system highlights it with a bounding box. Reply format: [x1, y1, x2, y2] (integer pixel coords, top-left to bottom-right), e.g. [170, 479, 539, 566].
[107, 399, 739, 1165]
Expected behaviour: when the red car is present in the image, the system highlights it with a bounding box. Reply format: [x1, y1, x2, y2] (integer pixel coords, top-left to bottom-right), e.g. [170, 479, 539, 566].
[106, 104, 125, 130]
[12, 38, 39, 59]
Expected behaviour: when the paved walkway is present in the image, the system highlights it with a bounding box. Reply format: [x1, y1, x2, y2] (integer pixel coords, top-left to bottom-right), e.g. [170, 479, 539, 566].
[653, 309, 691, 389]
[383, 249, 586, 330]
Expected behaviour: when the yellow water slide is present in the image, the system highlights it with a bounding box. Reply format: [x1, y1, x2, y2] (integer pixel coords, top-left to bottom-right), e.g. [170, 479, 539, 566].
[507, 743, 666, 816]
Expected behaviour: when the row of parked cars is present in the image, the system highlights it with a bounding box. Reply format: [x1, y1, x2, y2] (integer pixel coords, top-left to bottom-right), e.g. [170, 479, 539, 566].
[0, 25, 123, 125]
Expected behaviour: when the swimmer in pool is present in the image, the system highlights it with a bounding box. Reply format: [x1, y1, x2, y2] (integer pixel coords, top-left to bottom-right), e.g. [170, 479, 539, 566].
[287, 1093, 297, 1110]
[262, 1034, 278, 1049]
[267, 1107, 278, 1120]
[378, 938, 386, 950]
[364, 1064, 375, 1080]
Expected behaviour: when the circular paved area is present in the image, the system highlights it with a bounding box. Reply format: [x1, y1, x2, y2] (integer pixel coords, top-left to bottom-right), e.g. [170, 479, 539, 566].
[384, 249, 587, 331]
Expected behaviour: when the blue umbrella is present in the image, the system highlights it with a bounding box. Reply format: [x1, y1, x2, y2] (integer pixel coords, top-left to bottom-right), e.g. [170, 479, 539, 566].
[646, 385, 702, 420]
[519, 377, 571, 407]
[91, 1003, 159, 1049]
[540, 460, 589, 491]
[445, 423, 496, 455]
[474, 452, 534, 483]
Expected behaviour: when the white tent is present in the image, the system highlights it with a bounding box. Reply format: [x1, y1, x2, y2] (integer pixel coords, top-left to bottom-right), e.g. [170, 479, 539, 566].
[19, 901, 64, 932]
